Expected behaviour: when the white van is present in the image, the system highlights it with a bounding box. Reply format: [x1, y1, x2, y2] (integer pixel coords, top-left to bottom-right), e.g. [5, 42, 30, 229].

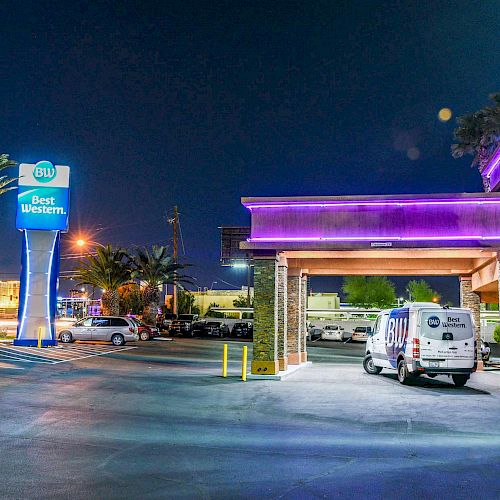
[363, 303, 477, 387]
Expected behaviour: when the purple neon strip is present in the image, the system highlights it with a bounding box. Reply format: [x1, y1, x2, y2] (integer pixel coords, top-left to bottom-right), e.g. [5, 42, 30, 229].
[484, 147, 500, 178]
[245, 199, 500, 209]
[248, 235, 500, 242]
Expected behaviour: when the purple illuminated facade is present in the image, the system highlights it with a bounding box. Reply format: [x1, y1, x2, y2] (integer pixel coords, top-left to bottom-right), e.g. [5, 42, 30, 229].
[483, 145, 500, 192]
[242, 193, 500, 249]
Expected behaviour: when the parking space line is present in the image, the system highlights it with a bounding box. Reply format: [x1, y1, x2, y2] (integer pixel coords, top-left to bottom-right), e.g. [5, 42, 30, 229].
[0, 345, 137, 366]
[5, 346, 66, 361]
[0, 351, 55, 363]
[51, 346, 136, 364]
[0, 347, 59, 362]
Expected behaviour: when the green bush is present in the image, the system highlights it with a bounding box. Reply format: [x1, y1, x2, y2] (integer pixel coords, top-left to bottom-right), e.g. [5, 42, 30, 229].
[493, 324, 500, 343]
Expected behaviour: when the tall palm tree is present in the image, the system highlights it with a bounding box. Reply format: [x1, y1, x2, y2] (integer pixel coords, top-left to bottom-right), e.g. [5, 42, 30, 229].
[75, 245, 132, 316]
[131, 245, 191, 324]
[452, 92, 500, 191]
[0, 154, 17, 196]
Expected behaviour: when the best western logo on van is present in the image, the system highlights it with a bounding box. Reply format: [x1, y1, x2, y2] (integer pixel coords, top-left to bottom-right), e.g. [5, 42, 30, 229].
[427, 316, 440, 328]
[16, 161, 70, 231]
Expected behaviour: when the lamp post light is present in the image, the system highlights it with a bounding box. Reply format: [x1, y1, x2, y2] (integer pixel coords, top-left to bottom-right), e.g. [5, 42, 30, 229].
[231, 258, 253, 307]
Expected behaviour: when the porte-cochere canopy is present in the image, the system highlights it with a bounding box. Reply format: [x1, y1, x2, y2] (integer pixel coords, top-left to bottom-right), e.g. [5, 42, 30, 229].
[239, 193, 500, 376]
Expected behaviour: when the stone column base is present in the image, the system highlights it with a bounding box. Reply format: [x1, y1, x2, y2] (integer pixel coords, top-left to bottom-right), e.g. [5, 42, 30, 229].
[251, 360, 280, 375]
[300, 352, 308, 363]
[287, 352, 301, 365]
[278, 357, 288, 371]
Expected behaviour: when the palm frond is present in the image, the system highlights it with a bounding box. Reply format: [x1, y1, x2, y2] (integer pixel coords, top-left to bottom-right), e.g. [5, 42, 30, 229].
[0, 154, 18, 196]
[451, 94, 500, 167]
[131, 245, 192, 288]
[75, 244, 132, 291]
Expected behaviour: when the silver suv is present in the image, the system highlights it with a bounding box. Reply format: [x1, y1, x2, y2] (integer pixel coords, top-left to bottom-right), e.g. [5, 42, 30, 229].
[59, 316, 139, 346]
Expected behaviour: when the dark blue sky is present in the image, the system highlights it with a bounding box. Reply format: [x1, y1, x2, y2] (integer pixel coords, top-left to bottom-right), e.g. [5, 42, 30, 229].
[0, 1, 498, 303]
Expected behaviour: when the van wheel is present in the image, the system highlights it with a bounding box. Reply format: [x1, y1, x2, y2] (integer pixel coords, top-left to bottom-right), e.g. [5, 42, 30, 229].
[452, 374, 469, 387]
[397, 359, 411, 385]
[363, 354, 382, 375]
[111, 334, 125, 346]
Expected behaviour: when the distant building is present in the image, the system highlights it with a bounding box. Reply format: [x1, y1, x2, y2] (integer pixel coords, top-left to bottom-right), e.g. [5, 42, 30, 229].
[307, 292, 341, 310]
[165, 287, 254, 316]
[0, 280, 20, 318]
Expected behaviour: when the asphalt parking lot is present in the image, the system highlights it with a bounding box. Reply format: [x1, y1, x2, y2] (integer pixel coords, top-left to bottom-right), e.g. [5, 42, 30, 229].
[1, 338, 499, 499]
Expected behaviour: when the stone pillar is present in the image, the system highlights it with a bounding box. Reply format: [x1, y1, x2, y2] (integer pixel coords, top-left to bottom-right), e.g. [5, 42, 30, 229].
[459, 276, 482, 369]
[287, 271, 301, 365]
[277, 255, 288, 371]
[300, 275, 308, 362]
[251, 256, 279, 375]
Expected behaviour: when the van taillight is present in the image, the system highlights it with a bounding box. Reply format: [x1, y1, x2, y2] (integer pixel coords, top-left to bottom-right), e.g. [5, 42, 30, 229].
[129, 327, 134, 333]
[413, 338, 420, 359]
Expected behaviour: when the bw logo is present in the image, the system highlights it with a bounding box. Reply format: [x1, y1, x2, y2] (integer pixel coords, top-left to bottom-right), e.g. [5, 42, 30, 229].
[33, 161, 56, 183]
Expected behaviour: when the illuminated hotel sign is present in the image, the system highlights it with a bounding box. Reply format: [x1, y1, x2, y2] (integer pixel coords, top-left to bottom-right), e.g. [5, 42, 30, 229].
[16, 161, 70, 231]
[14, 160, 70, 347]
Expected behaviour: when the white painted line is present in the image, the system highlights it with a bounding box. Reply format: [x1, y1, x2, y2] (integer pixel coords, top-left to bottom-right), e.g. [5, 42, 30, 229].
[71, 345, 127, 353]
[0, 362, 24, 370]
[51, 346, 137, 364]
[2, 346, 64, 362]
[12, 347, 70, 360]
[0, 351, 55, 363]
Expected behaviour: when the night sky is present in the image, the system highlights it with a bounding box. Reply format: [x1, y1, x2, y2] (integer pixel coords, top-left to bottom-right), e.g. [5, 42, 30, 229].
[0, 1, 499, 304]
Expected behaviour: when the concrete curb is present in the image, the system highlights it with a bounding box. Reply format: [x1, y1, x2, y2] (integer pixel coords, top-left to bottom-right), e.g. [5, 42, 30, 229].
[247, 361, 312, 380]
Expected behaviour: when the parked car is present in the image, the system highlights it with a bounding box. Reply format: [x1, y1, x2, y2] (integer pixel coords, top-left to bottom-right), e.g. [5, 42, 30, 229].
[156, 312, 177, 331]
[130, 318, 160, 341]
[364, 304, 476, 386]
[169, 315, 199, 337]
[321, 325, 346, 341]
[58, 316, 139, 346]
[307, 327, 323, 341]
[231, 322, 253, 339]
[201, 320, 230, 338]
[352, 326, 372, 342]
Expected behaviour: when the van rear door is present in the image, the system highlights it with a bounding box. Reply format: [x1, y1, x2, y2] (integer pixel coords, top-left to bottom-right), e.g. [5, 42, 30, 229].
[419, 310, 474, 369]
[443, 312, 475, 369]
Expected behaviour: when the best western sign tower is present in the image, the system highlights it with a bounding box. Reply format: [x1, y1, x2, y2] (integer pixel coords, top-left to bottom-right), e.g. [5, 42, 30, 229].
[14, 160, 70, 346]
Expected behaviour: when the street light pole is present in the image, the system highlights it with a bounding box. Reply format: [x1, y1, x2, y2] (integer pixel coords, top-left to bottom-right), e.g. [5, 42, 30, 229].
[172, 206, 179, 316]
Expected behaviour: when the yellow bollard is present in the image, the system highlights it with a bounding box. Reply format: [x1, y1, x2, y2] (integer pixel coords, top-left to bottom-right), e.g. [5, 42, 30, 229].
[37, 326, 43, 349]
[222, 343, 228, 378]
[241, 345, 248, 382]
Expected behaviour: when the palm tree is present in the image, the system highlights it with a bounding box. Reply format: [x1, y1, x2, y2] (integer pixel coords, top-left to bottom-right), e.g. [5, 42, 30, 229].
[75, 245, 132, 316]
[131, 245, 191, 324]
[451, 92, 500, 191]
[0, 154, 17, 196]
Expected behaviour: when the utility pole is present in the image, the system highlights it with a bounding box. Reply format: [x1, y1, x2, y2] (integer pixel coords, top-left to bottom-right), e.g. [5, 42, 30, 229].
[172, 206, 178, 316]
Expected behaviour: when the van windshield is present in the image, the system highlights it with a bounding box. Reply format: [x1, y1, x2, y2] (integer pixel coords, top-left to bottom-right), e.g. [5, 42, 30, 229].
[420, 311, 473, 341]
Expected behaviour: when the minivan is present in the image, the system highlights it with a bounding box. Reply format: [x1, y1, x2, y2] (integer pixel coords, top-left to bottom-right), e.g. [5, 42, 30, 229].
[58, 316, 139, 346]
[363, 303, 476, 386]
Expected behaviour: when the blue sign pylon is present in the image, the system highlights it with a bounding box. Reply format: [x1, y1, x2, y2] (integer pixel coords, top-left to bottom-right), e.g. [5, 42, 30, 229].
[14, 161, 70, 347]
